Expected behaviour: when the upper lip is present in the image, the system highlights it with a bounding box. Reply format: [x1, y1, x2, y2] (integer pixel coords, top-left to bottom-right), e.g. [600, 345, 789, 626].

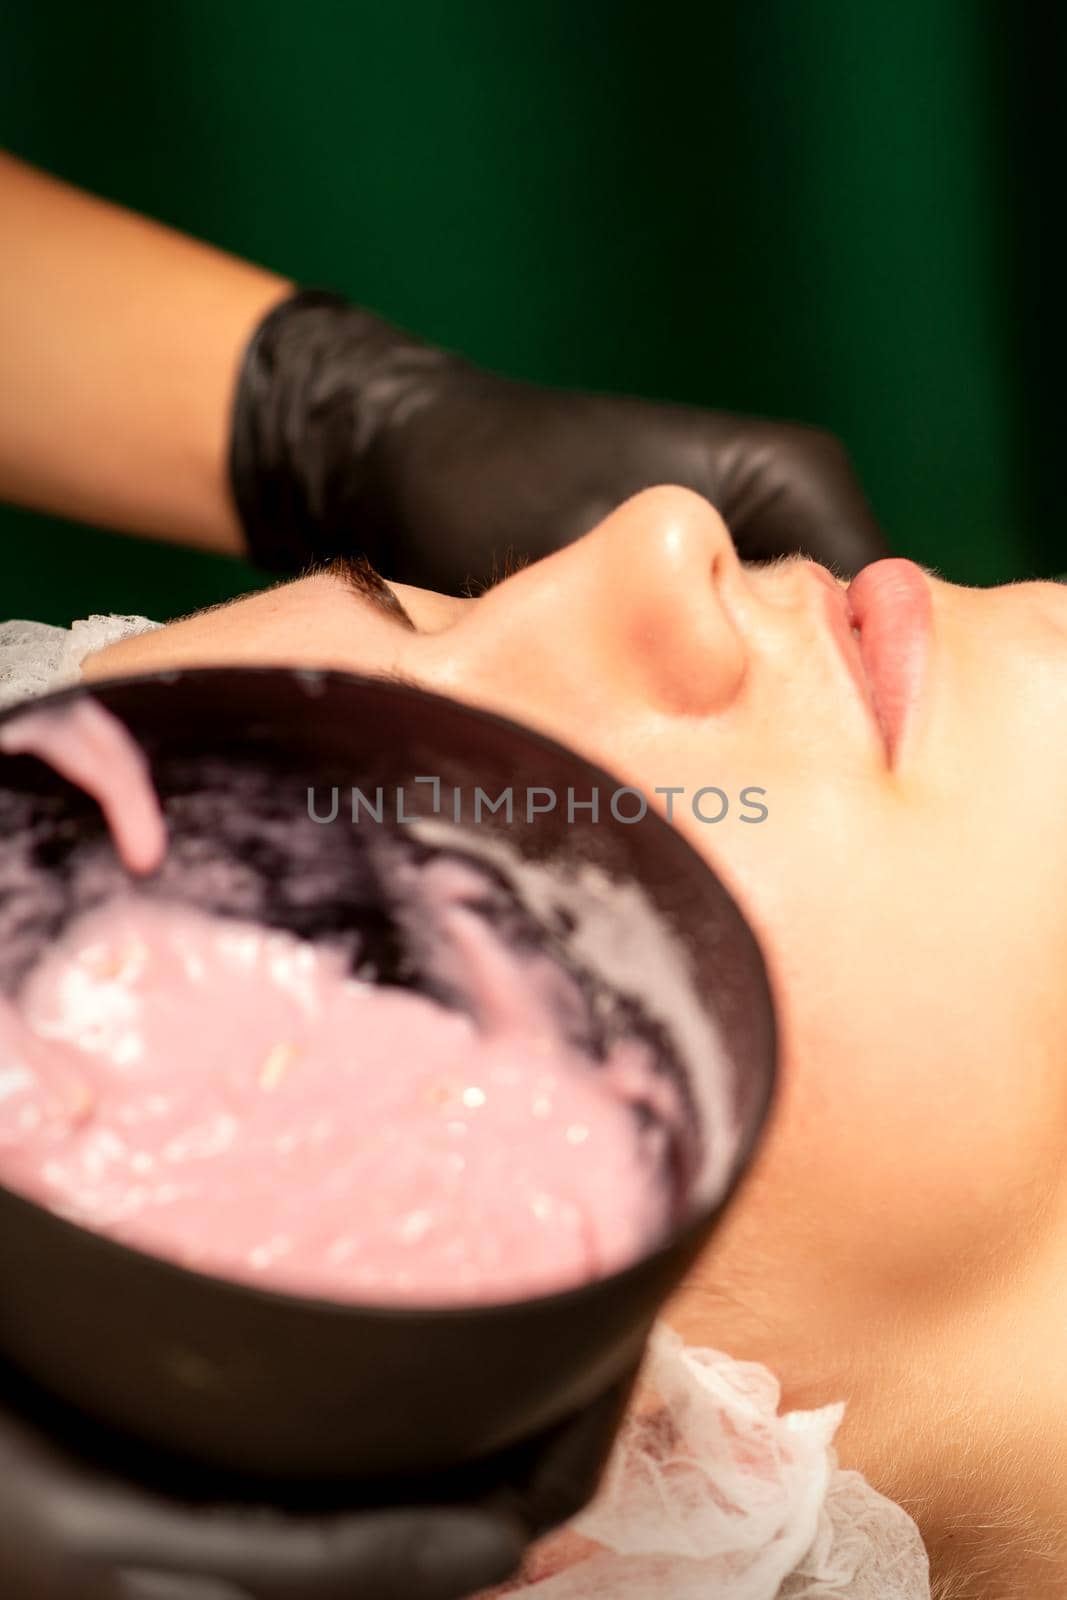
[809, 568, 887, 755]
[808, 559, 933, 765]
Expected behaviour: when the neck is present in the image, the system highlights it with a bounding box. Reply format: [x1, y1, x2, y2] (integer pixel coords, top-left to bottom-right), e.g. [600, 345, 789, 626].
[839, 1195, 1067, 1599]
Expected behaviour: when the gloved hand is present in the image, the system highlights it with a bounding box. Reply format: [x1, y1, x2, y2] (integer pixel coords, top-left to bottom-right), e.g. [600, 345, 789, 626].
[229, 290, 890, 594]
[0, 1358, 637, 1600]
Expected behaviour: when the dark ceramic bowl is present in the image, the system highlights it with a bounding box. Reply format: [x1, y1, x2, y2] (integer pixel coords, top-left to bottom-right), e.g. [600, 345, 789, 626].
[0, 668, 776, 1502]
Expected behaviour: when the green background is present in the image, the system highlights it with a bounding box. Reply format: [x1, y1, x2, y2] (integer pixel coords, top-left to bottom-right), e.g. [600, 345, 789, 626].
[1, 0, 1063, 626]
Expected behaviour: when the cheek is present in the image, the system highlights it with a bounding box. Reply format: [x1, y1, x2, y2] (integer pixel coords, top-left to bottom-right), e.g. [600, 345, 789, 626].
[665, 813, 1067, 1409]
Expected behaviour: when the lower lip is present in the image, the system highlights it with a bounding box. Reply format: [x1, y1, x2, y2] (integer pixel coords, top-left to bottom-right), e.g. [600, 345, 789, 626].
[846, 559, 932, 764]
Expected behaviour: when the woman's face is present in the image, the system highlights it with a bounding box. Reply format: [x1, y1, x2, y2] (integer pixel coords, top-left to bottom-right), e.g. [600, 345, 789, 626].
[84, 488, 1067, 1534]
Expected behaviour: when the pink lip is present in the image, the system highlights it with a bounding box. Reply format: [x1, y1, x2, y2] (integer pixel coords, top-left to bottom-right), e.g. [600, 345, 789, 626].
[845, 559, 933, 764]
[812, 572, 885, 751]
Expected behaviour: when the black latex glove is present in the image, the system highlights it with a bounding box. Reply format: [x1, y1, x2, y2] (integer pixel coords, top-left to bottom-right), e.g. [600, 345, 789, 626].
[229, 289, 890, 593]
[0, 1360, 637, 1600]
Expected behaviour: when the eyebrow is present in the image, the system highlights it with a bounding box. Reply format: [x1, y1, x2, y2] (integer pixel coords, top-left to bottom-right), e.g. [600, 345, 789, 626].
[326, 553, 417, 631]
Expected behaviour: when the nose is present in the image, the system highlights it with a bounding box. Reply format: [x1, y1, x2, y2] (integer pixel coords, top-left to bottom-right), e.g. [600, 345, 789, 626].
[434, 486, 748, 723]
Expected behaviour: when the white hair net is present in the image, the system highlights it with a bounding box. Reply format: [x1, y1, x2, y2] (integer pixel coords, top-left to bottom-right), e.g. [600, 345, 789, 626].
[497, 1323, 930, 1599]
[0, 616, 161, 711]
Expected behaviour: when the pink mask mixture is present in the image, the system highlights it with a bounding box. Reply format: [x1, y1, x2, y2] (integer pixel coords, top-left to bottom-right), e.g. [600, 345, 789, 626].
[0, 699, 677, 1305]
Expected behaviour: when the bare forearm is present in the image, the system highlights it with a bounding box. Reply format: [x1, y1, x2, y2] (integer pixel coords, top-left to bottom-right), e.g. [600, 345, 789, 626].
[0, 152, 292, 555]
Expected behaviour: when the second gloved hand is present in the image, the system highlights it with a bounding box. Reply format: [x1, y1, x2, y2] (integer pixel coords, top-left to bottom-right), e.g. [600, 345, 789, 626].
[0, 1358, 638, 1600]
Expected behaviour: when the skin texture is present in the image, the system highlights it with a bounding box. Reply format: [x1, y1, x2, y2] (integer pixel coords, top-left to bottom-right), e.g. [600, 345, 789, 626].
[84, 487, 1067, 1597]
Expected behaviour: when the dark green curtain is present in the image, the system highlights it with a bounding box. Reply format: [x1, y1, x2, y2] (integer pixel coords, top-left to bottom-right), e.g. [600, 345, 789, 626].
[1, 0, 1062, 626]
